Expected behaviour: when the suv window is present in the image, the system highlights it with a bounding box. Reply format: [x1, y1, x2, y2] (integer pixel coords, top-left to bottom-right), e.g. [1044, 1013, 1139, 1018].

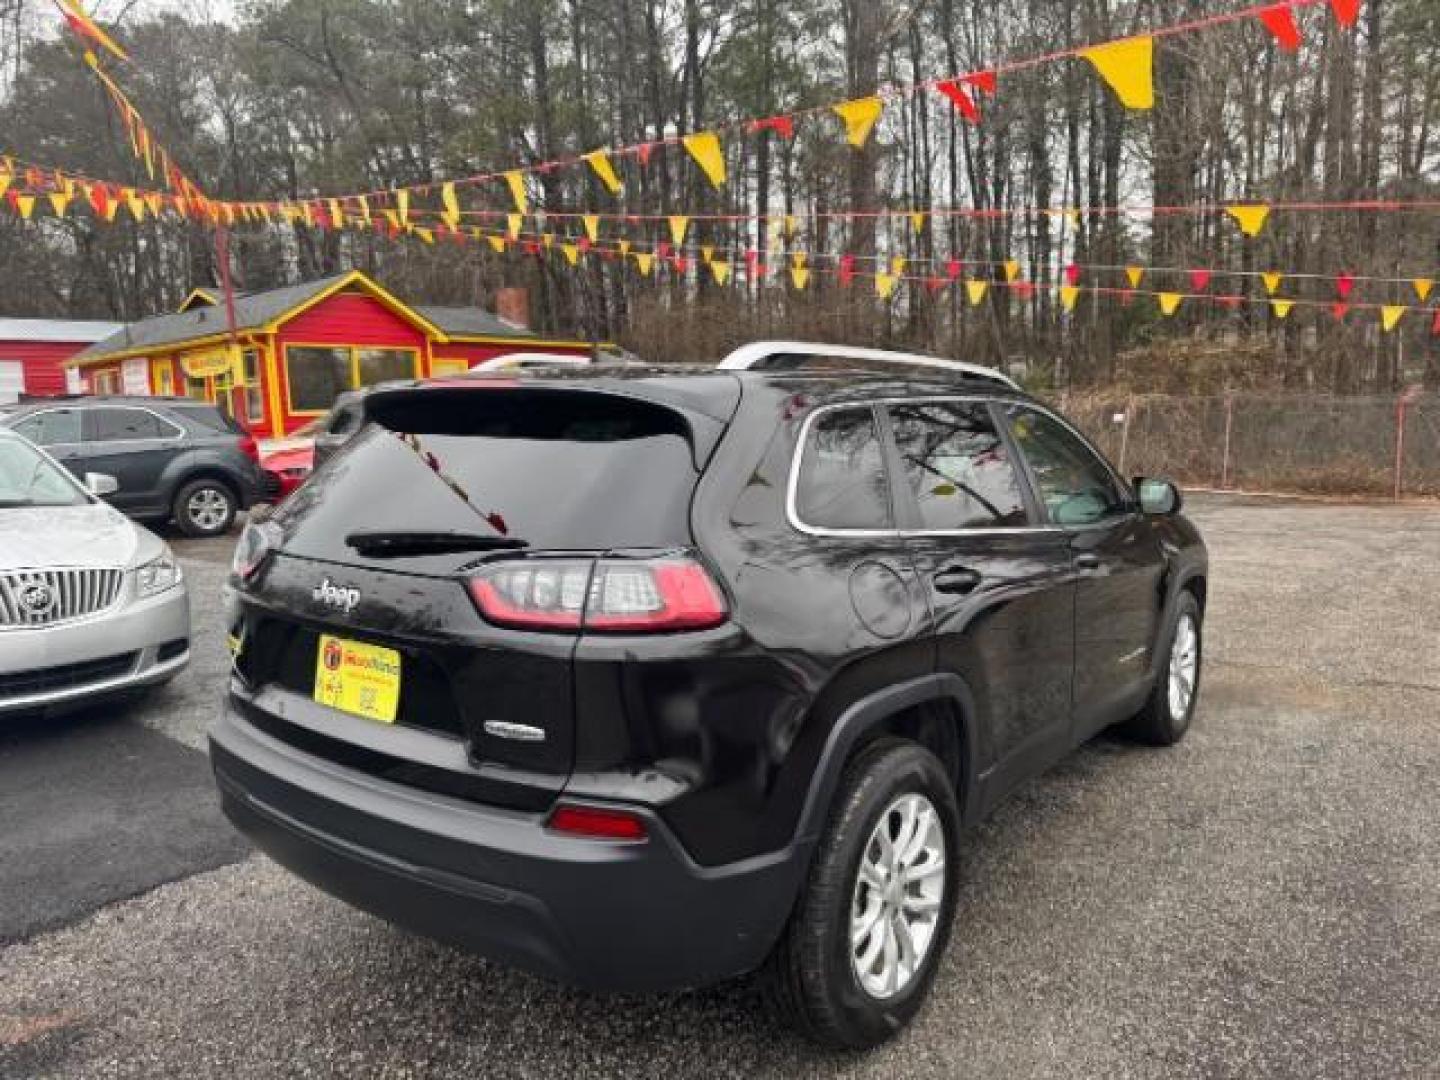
[888, 401, 1028, 530]
[87, 407, 174, 442]
[169, 402, 241, 434]
[794, 406, 891, 531]
[1004, 405, 1127, 526]
[10, 408, 82, 446]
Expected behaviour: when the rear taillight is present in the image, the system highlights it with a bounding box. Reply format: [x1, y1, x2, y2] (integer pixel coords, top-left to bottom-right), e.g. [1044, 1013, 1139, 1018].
[231, 520, 281, 581]
[547, 803, 648, 841]
[466, 556, 727, 634]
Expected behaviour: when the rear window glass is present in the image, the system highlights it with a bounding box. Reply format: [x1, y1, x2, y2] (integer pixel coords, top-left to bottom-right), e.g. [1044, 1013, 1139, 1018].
[793, 406, 892, 531]
[277, 389, 700, 557]
[169, 404, 240, 434]
[88, 407, 174, 441]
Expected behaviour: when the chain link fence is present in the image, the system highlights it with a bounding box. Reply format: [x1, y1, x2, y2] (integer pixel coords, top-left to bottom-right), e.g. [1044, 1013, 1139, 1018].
[1055, 390, 1440, 499]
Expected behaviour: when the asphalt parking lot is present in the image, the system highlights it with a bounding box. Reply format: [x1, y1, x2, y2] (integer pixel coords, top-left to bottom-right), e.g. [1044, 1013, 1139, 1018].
[1, 495, 1437, 1078]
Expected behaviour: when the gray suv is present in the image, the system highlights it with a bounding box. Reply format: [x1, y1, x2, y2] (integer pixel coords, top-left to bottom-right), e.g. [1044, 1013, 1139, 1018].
[1, 397, 267, 536]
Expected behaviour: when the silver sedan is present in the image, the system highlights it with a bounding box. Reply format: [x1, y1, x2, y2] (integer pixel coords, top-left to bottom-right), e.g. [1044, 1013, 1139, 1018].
[0, 430, 190, 715]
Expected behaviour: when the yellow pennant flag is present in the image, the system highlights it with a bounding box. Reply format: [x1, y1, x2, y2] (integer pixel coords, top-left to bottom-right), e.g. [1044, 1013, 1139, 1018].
[48, 192, 73, 217]
[1081, 36, 1154, 110]
[441, 182, 461, 229]
[710, 259, 731, 285]
[582, 215, 600, 243]
[542, 232, 555, 249]
[792, 252, 807, 271]
[791, 266, 810, 291]
[833, 96, 883, 148]
[415, 227, 435, 244]
[486, 234, 507, 253]
[1158, 291, 1183, 316]
[668, 215, 689, 247]
[144, 193, 163, 217]
[1414, 278, 1434, 302]
[910, 211, 926, 235]
[784, 214, 798, 238]
[562, 242, 580, 266]
[328, 199, 344, 228]
[966, 279, 988, 306]
[634, 251, 654, 276]
[1227, 204, 1271, 237]
[1381, 306, 1405, 332]
[1125, 266, 1144, 288]
[683, 132, 727, 189]
[506, 213, 522, 240]
[584, 150, 622, 194]
[0, 173, 10, 199]
[396, 189, 410, 227]
[356, 196, 371, 225]
[1060, 284, 1080, 312]
[14, 194, 36, 220]
[890, 255, 907, 276]
[1003, 260, 1021, 283]
[504, 171, 528, 214]
[1262, 272, 1283, 295]
[127, 193, 146, 222]
[1270, 299, 1294, 319]
[700, 244, 715, 264]
[875, 271, 897, 300]
[382, 209, 400, 230]
[619, 239, 632, 257]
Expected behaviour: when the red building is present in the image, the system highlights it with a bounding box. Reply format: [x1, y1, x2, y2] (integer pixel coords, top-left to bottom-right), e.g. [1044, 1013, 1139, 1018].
[0, 317, 124, 403]
[66, 271, 597, 437]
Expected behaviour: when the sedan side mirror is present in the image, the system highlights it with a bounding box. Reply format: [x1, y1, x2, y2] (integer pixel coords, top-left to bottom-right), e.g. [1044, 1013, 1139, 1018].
[1135, 477, 1182, 516]
[86, 472, 120, 496]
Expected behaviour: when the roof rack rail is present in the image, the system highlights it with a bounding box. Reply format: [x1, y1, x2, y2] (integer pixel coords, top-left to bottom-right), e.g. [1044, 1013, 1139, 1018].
[716, 341, 1019, 389]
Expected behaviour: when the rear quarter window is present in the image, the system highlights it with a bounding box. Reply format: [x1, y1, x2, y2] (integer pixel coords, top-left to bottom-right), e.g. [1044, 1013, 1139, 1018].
[168, 404, 240, 434]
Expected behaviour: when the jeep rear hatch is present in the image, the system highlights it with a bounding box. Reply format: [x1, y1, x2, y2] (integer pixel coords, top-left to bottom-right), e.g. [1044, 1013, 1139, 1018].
[239, 381, 736, 808]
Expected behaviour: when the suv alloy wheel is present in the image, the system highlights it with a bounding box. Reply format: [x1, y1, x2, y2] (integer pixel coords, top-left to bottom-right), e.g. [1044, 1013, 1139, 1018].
[174, 478, 237, 537]
[767, 740, 961, 1050]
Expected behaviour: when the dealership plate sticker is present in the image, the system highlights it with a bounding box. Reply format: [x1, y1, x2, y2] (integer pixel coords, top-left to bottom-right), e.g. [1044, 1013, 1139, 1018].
[314, 634, 401, 724]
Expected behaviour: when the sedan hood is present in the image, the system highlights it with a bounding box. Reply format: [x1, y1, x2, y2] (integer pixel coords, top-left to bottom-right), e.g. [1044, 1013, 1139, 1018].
[0, 504, 147, 571]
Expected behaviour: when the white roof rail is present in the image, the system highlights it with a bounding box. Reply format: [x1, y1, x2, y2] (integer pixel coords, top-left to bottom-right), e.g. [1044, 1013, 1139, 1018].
[716, 340, 1019, 389]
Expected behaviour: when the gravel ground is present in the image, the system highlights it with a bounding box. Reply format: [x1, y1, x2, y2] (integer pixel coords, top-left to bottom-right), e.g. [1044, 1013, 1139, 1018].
[0, 496, 1436, 1078]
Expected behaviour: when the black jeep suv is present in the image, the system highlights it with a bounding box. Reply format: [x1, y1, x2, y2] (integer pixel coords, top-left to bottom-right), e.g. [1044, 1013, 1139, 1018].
[212, 344, 1207, 1049]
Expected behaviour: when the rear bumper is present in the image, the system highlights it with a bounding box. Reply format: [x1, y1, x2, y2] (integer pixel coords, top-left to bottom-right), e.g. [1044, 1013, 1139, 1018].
[209, 702, 805, 992]
[0, 584, 190, 714]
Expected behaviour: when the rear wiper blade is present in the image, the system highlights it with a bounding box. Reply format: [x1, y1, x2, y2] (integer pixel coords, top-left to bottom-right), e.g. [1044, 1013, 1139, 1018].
[345, 530, 529, 556]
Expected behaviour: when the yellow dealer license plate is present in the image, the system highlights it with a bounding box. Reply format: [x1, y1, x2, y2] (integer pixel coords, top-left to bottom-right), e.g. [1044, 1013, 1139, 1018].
[313, 634, 401, 724]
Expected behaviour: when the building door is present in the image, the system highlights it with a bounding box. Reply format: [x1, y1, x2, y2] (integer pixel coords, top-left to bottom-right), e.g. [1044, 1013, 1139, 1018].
[0, 361, 22, 405]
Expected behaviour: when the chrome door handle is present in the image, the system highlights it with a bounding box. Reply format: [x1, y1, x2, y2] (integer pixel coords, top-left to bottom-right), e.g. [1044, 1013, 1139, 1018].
[933, 566, 982, 595]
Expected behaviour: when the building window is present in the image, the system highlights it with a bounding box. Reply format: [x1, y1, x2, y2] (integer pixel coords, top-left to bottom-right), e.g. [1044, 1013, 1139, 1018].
[283, 344, 419, 413]
[92, 370, 123, 395]
[240, 348, 265, 425]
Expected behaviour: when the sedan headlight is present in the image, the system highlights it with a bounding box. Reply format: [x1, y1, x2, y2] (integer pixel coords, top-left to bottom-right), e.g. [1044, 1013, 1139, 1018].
[135, 547, 183, 598]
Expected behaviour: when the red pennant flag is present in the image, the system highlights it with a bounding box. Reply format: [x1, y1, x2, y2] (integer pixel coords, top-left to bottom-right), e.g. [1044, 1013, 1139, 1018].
[636, 142, 656, 167]
[1012, 281, 1036, 300]
[926, 275, 947, 293]
[1189, 269, 1212, 292]
[1336, 272, 1355, 299]
[1064, 263, 1081, 286]
[1258, 4, 1303, 50]
[577, 236, 592, 253]
[523, 240, 541, 256]
[751, 115, 795, 139]
[945, 258, 962, 279]
[935, 79, 981, 124]
[839, 253, 857, 286]
[88, 184, 110, 217]
[1218, 295, 1244, 310]
[1331, 301, 1349, 321]
[1432, 308, 1440, 336]
[965, 71, 998, 96]
[656, 240, 671, 259]
[1119, 289, 1135, 306]
[1329, 0, 1361, 27]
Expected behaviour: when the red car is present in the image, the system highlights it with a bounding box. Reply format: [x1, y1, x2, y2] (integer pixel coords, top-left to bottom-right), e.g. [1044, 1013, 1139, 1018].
[259, 429, 317, 501]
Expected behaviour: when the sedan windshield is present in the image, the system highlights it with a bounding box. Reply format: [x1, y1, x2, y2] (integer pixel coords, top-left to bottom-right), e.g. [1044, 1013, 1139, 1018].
[0, 438, 88, 508]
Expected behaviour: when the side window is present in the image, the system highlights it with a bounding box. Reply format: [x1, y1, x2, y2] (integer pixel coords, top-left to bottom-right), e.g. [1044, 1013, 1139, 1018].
[88, 407, 164, 442]
[11, 409, 82, 446]
[888, 401, 1028, 529]
[794, 406, 892, 531]
[1004, 406, 1127, 526]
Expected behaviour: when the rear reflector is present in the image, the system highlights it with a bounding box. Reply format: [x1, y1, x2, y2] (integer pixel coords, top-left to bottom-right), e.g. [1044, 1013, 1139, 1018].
[466, 556, 726, 634]
[547, 804, 649, 841]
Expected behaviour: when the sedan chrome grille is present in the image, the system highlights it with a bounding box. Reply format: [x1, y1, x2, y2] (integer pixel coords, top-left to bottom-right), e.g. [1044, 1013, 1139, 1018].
[0, 568, 125, 628]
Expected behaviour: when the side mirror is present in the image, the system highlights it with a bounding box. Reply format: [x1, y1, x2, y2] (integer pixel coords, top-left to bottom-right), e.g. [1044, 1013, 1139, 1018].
[85, 472, 119, 496]
[1135, 477, 1182, 516]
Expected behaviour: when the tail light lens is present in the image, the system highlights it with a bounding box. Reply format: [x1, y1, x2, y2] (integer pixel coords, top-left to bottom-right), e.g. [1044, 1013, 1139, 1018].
[231, 520, 282, 581]
[466, 556, 727, 634]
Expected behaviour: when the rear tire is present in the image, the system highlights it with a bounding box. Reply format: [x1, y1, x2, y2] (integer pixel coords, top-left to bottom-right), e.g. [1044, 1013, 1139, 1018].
[766, 739, 960, 1050]
[172, 478, 237, 537]
[1121, 591, 1203, 746]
